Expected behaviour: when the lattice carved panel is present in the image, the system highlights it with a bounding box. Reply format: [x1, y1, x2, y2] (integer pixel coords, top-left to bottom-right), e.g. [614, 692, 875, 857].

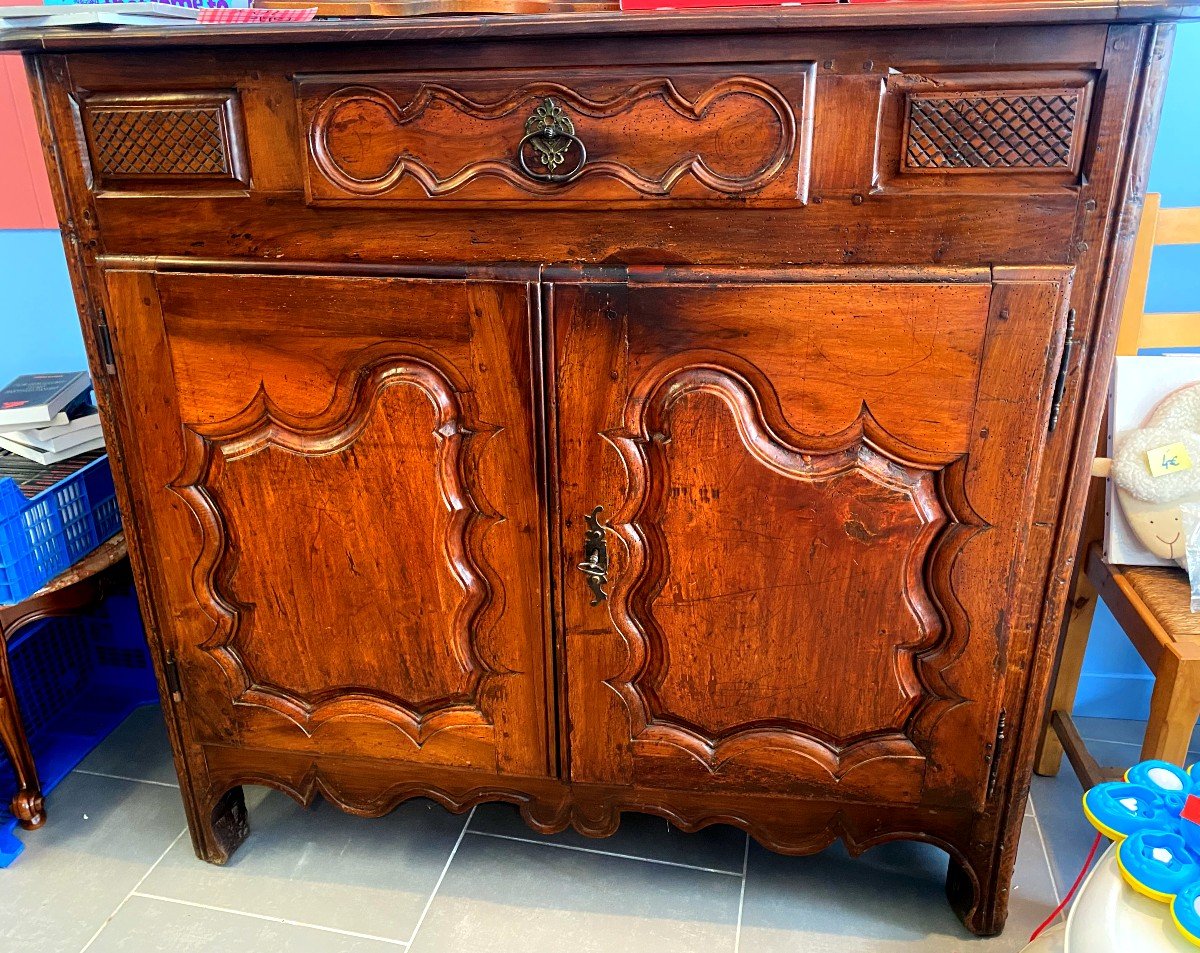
[904, 90, 1085, 173]
[79, 92, 247, 190]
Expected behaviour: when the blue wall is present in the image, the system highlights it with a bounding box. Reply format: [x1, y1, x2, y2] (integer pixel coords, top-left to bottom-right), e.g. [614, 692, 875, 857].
[1074, 23, 1200, 720]
[0, 230, 85, 387]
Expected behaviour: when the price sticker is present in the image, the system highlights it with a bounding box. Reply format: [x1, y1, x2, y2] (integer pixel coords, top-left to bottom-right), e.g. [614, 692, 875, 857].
[1147, 442, 1194, 478]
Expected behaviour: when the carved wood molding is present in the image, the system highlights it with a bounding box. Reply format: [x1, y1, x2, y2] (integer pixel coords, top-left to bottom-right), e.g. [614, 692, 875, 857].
[200, 743, 983, 888]
[76, 91, 248, 191]
[304, 76, 799, 200]
[904, 88, 1087, 174]
[171, 344, 502, 745]
[603, 360, 987, 780]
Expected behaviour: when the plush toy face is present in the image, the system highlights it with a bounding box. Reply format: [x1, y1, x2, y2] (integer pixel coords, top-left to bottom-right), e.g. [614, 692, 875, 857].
[1117, 490, 1187, 565]
[1112, 383, 1200, 569]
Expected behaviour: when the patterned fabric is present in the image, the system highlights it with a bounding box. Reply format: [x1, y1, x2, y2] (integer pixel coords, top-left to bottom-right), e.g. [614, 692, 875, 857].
[197, 7, 317, 22]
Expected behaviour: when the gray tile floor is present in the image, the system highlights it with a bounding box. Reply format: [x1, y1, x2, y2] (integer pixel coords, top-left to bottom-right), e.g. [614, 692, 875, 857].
[0, 706, 1175, 952]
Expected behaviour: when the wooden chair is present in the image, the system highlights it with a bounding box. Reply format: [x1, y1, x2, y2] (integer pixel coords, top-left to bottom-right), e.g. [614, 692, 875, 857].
[0, 534, 128, 830]
[1037, 194, 1200, 787]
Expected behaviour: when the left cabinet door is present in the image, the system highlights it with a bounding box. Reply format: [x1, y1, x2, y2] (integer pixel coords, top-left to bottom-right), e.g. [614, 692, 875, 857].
[103, 268, 553, 778]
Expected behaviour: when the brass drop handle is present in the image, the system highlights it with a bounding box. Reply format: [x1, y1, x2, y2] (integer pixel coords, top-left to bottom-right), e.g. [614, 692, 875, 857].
[518, 97, 587, 184]
[577, 506, 610, 606]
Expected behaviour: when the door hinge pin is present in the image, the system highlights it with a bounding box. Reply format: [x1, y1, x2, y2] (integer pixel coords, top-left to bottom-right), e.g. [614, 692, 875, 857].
[95, 310, 117, 376]
[987, 708, 1008, 799]
[1048, 309, 1077, 433]
[164, 650, 182, 703]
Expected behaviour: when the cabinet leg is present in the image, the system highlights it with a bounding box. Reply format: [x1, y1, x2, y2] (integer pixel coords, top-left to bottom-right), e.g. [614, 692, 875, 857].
[946, 846, 1008, 937]
[0, 641, 44, 831]
[192, 786, 249, 865]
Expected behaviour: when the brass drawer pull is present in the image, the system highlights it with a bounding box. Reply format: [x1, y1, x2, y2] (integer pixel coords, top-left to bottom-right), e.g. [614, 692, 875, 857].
[518, 97, 587, 184]
[577, 506, 609, 605]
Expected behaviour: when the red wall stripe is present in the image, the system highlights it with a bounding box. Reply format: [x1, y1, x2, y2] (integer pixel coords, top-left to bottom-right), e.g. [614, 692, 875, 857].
[0, 0, 57, 229]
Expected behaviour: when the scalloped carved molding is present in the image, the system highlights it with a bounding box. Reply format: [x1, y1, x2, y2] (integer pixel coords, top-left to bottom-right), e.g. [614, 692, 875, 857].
[199, 742, 984, 892]
[602, 363, 987, 779]
[171, 346, 501, 745]
[303, 75, 801, 201]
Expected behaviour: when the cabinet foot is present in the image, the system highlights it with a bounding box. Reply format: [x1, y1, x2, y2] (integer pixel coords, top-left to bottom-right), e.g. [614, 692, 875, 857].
[946, 851, 1008, 937]
[196, 786, 249, 865]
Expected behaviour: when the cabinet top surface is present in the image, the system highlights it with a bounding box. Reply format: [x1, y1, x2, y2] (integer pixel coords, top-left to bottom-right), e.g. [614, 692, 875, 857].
[1, 0, 1196, 52]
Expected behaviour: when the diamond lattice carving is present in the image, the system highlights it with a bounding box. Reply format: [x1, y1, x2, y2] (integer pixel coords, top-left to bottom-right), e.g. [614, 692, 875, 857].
[906, 93, 1081, 171]
[89, 106, 230, 177]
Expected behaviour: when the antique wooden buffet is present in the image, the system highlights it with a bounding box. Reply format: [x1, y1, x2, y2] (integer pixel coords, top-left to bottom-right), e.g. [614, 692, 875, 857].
[4, 0, 1196, 935]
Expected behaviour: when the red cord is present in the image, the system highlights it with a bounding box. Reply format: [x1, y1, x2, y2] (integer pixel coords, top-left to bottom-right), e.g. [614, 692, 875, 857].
[1029, 831, 1104, 942]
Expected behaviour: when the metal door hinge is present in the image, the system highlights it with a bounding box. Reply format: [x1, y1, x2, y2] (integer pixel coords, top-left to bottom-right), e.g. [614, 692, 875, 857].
[986, 708, 1008, 799]
[1048, 309, 1077, 433]
[164, 651, 182, 703]
[95, 310, 117, 376]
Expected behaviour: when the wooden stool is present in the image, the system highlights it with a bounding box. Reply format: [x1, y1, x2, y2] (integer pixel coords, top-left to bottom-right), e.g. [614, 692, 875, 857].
[0, 533, 129, 829]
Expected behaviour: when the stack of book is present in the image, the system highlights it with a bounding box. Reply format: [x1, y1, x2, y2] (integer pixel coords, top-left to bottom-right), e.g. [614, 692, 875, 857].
[0, 372, 104, 465]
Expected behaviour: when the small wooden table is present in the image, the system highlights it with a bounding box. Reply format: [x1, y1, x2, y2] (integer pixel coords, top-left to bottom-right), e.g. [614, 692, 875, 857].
[0, 534, 130, 829]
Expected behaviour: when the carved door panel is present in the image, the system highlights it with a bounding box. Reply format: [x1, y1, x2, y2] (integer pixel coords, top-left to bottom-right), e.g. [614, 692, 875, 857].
[553, 269, 1072, 809]
[104, 269, 552, 777]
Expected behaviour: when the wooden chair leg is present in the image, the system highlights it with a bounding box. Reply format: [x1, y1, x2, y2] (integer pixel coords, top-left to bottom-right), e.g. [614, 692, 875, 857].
[0, 632, 44, 830]
[1036, 567, 1101, 776]
[1142, 645, 1200, 768]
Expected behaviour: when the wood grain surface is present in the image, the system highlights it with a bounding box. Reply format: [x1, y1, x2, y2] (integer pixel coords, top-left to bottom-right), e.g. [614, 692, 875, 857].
[12, 6, 1183, 938]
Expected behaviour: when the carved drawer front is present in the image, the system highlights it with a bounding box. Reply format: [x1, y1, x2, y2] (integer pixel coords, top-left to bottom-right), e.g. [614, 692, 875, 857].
[78, 92, 247, 192]
[296, 65, 812, 206]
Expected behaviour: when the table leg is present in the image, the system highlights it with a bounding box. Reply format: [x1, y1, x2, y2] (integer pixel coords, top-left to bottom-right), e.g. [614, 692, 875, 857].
[0, 634, 44, 830]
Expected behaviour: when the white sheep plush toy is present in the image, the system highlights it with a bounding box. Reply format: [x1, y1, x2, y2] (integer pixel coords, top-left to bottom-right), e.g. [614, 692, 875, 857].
[1110, 383, 1200, 569]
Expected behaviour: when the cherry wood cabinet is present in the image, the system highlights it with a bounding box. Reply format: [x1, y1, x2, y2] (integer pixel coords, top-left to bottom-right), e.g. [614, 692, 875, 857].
[6, 0, 1195, 936]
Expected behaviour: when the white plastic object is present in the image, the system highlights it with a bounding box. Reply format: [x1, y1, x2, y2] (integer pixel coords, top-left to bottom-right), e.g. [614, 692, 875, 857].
[1020, 844, 1196, 953]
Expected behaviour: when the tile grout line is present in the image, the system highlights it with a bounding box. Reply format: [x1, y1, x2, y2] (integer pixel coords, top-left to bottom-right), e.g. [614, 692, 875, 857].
[131, 893, 410, 947]
[78, 826, 189, 953]
[466, 828, 744, 877]
[1027, 794, 1063, 910]
[74, 769, 179, 789]
[1080, 733, 1200, 759]
[733, 833, 750, 953]
[406, 805, 475, 950]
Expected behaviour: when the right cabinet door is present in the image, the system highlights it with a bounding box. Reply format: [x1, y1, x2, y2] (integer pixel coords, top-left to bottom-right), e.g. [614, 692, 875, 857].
[552, 269, 1071, 809]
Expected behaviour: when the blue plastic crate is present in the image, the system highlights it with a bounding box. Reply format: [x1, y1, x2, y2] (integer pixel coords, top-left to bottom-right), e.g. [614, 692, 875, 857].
[0, 582, 158, 867]
[0, 456, 121, 605]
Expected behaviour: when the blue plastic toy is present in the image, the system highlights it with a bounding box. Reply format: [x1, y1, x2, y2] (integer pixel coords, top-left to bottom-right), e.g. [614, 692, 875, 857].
[1082, 760, 1200, 946]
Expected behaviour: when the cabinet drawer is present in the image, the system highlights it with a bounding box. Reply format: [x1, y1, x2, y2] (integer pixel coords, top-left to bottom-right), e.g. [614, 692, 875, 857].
[295, 65, 813, 206]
